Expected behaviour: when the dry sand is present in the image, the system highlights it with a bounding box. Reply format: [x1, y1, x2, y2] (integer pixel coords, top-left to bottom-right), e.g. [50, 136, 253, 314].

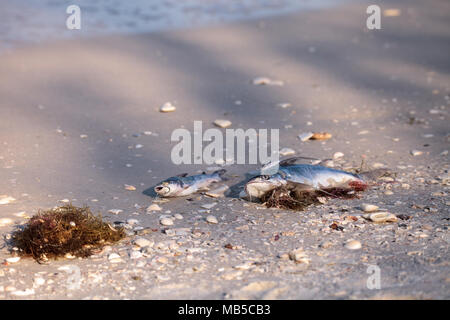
[0, 0, 449, 299]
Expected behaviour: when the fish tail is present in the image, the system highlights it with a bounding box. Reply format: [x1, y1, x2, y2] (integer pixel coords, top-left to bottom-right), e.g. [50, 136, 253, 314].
[213, 169, 227, 180]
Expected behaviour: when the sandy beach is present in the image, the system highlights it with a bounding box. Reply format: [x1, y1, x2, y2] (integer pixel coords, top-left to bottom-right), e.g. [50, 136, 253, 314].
[0, 0, 449, 299]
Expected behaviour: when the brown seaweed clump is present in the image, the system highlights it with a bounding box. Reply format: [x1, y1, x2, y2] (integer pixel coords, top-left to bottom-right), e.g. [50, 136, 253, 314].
[261, 186, 360, 211]
[12, 204, 125, 262]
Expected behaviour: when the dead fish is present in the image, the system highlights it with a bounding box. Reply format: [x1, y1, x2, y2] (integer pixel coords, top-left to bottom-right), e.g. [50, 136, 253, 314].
[154, 169, 226, 197]
[245, 157, 384, 199]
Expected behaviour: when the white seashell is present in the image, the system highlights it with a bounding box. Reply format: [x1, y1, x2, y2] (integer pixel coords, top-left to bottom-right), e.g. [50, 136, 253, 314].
[345, 240, 362, 250]
[108, 209, 123, 215]
[361, 204, 379, 213]
[298, 132, 314, 142]
[0, 195, 16, 205]
[6, 257, 20, 263]
[201, 203, 217, 209]
[160, 218, 174, 226]
[206, 215, 218, 224]
[213, 119, 232, 128]
[279, 147, 296, 156]
[146, 204, 162, 212]
[410, 150, 423, 156]
[333, 152, 344, 159]
[368, 212, 398, 223]
[0, 218, 13, 227]
[159, 102, 176, 112]
[134, 238, 153, 248]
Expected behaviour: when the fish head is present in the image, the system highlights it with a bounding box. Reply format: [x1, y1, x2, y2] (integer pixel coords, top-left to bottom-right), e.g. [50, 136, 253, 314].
[245, 174, 286, 198]
[154, 180, 183, 197]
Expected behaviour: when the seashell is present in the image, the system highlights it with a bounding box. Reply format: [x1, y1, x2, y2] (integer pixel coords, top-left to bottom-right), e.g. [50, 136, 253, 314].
[345, 240, 362, 250]
[206, 215, 218, 224]
[311, 132, 332, 140]
[369, 212, 398, 223]
[159, 102, 176, 113]
[213, 119, 232, 128]
[361, 203, 379, 213]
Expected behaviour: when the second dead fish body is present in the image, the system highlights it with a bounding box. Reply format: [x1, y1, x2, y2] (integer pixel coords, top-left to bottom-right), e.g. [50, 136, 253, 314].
[155, 169, 226, 197]
[245, 158, 370, 198]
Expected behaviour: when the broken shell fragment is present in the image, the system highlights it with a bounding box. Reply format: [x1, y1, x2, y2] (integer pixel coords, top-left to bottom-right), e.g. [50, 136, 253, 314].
[360, 203, 379, 213]
[159, 102, 176, 113]
[310, 132, 332, 141]
[279, 147, 296, 156]
[0, 195, 16, 205]
[213, 119, 232, 128]
[368, 212, 398, 223]
[345, 240, 362, 250]
[298, 132, 314, 142]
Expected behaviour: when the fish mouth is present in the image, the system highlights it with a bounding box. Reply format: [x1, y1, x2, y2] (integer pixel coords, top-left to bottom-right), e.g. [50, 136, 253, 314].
[154, 186, 170, 195]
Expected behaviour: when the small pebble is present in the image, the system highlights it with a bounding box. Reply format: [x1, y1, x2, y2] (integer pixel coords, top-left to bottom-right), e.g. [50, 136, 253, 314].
[410, 150, 423, 156]
[333, 152, 344, 159]
[134, 238, 153, 248]
[6, 257, 20, 263]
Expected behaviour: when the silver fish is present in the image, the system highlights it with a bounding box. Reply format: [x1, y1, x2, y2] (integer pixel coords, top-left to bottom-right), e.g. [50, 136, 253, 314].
[155, 169, 226, 197]
[245, 158, 369, 198]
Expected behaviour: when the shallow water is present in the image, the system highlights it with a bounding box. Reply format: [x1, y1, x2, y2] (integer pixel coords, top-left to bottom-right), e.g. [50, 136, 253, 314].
[0, 0, 342, 52]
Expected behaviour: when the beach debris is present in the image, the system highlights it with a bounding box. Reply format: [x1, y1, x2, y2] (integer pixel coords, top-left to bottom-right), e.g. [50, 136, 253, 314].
[367, 212, 398, 223]
[213, 119, 232, 128]
[147, 204, 162, 212]
[159, 102, 176, 113]
[154, 169, 226, 197]
[333, 152, 344, 159]
[345, 240, 362, 250]
[310, 132, 332, 141]
[0, 195, 15, 205]
[279, 147, 296, 156]
[5, 257, 21, 263]
[288, 248, 310, 264]
[108, 253, 122, 263]
[252, 77, 284, 86]
[360, 203, 379, 213]
[133, 238, 153, 248]
[108, 209, 123, 215]
[298, 132, 314, 141]
[160, 217, 174, 226]
[201, 203, 217, 210]
[410, 150, 423, 156]
[206, 215, 218, 224]
[277, 103, 292, 108]
[124, 184, 136, 191]
[11, 204, 125, 262]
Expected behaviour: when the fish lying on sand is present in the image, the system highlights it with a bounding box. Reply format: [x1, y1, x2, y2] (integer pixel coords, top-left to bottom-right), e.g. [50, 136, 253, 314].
[245, 157, 387, 199]
[154, 169, 226, 197]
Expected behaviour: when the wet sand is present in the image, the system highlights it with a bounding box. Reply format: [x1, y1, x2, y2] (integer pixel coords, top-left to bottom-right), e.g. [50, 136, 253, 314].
[0, 0, 449, 299]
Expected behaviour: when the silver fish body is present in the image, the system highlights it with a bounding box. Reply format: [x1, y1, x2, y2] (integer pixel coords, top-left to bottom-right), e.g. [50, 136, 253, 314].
[245, 164, 366, 198]
[155, 169, 226, 197]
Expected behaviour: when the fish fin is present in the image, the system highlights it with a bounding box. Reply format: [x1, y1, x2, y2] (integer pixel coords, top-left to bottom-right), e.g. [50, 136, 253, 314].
[279, 156, 320, 167]
[176, 173, 189, 177]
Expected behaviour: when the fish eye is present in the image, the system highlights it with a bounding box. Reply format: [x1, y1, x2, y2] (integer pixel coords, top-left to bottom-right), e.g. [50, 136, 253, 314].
[260, 175, 271, 180]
